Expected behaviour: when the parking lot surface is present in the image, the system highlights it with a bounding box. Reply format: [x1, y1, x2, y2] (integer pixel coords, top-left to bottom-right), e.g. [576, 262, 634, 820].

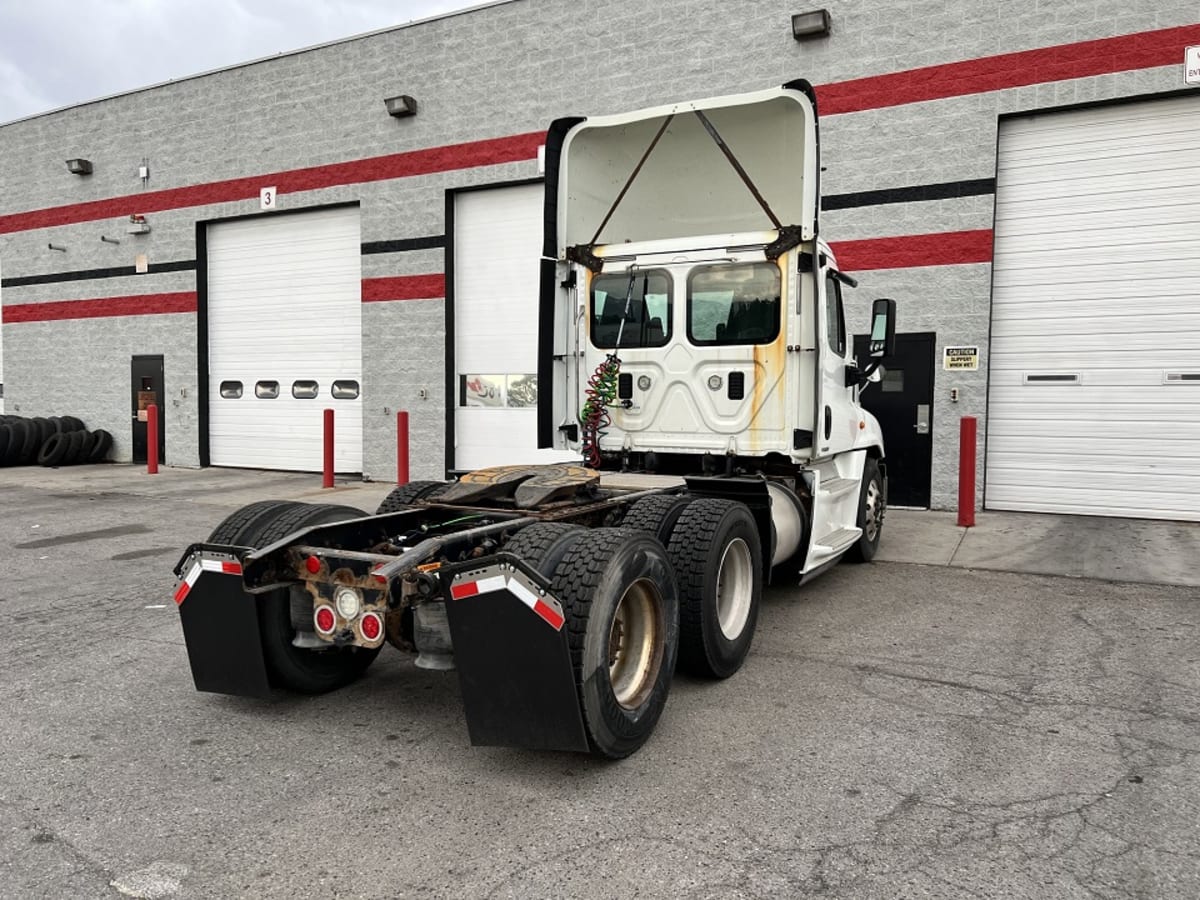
[1, 466, 1198, 899]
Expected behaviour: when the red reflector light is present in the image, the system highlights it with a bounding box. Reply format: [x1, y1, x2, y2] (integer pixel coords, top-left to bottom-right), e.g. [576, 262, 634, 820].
[314, 605, 336, 634]
[360, 612, 382, 641]
[305, 556, 321, 574]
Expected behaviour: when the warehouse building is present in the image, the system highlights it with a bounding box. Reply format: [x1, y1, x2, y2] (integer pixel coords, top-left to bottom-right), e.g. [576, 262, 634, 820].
[1, 1, 1198, 519]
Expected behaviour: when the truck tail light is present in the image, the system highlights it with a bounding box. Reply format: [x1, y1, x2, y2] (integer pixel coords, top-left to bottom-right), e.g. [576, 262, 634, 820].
[314, 605, 336, 635]
[360, 611, 383, 642]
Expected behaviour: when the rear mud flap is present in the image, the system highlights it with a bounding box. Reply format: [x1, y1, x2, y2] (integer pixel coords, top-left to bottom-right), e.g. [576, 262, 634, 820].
[442, 560, 589, 753]
[174, 547, 271, 698]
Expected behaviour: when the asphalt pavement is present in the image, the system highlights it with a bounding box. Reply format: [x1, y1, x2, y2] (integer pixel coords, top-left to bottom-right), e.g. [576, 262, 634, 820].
[1, 464, 1198, 899]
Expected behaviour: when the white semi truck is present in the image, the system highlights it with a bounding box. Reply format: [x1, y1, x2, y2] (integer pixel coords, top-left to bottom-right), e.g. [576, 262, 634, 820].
[173, 81, 896, 758]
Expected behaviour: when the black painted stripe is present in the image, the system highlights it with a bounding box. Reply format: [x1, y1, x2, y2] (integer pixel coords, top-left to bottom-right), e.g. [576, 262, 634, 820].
[1, 258, 196, 288]
[361, 235, 445, 254]
[823, 177, 995, 211]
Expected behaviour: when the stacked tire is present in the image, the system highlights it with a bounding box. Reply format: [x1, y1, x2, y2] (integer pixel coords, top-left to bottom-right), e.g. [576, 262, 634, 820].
[0, 414, 113, 467]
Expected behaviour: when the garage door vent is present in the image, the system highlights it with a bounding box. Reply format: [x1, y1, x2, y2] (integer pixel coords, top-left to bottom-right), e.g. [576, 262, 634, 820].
[1164, 372, 1200, 384]
[1023, 373, 1079, 385]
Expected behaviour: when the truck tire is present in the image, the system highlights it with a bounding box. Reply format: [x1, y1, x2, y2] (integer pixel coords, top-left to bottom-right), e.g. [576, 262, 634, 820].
[63, 430, 89, 465]
[18, 419, 40, 464]
[375, 481, 445, 514]
[503, 522, 586, 577]
[0, 424, 12, 466]
[87, 429, 114, 462]
[207, 500, 306, 545]
[37, 432, 70, 466]
[844, 458, 885, 563]
[247, 502, 381, 694]
[619, 493, 694, 544]
[549, 528, 679, 759]
[666, 498, 763, 679]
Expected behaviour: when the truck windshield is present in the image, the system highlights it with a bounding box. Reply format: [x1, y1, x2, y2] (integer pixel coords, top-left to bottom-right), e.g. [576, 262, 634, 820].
[687, 263, 781, 345]
[590, 269, 672, 349]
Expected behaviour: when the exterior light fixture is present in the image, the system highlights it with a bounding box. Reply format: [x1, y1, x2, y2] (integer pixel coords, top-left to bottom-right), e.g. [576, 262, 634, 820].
[792, 9, 831, 39]
[384, 95, 418, 118]
[66, 158, 93, 175]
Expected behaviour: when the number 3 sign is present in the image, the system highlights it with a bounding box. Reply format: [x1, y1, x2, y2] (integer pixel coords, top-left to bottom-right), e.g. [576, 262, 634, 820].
[260, 186, 277, 210]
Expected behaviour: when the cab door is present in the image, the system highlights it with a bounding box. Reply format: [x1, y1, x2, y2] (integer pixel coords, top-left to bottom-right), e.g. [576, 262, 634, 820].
[814, 266, 858, 457]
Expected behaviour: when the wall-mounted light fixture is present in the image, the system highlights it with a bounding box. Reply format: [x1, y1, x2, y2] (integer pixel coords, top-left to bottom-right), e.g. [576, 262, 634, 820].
[128, 213, 151, 235]
[384, 95, 418, 118]
[792, 9, 831, 39]
[66, 158, 93, 175]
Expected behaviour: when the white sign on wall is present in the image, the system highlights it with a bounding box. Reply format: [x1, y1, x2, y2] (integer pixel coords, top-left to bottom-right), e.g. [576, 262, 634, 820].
[260, 187, 277, 211]
[1187, 46, 1200, 85]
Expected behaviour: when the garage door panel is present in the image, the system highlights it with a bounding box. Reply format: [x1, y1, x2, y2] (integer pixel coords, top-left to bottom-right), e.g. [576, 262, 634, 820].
[453, 185, 577, 469]
[208, 207, 363, 472]
[987, 96, 1200, 521]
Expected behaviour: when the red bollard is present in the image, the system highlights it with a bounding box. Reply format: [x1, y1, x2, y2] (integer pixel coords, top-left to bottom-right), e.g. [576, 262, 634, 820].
[957, 416, 977, 527]
[322, 408, 334, 488]
[147, 403, 159, 475]
[396, 410, 409, 486]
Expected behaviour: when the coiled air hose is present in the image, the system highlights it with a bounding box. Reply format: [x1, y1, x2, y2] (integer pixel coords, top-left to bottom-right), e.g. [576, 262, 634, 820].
[580, 353, 621, 468]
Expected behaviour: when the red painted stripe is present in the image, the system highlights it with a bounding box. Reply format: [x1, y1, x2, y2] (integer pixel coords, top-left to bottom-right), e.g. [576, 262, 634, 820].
[817, 23, 1200, 114]
[0, 28, 1194, 239]
[0, 131, 543, 236]
[450, 581, 480, 600]
[173, 582, 190, 606]
[533, 598, 565, 631]
[220, 561, 243, 575]
[829, 229, 993, 272]
[361, 274, 446, 303]
[4, 291, 197, 323]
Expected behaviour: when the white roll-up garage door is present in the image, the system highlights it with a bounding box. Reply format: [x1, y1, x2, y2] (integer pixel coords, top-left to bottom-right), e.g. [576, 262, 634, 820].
[207, 206, 363, 472]
[988, 95, 1200, 521]
[453, 185, 577, 470]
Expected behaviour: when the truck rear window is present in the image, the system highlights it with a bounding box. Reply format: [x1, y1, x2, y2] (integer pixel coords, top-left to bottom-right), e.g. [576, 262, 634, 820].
[590, 269, 672, 349]
[687, 263, 781, 345]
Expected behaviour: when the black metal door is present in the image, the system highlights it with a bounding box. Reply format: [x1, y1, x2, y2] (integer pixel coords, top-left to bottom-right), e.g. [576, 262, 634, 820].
[852, 332, 934, 508]
[131, 355, 165, 464]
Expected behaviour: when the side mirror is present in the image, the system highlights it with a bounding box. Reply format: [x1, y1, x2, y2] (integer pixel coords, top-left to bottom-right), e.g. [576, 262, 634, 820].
[868, 298, 896, 360]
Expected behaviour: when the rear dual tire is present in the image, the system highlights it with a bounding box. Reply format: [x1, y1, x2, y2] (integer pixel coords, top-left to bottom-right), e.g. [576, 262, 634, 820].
[207, 500, 379, 694]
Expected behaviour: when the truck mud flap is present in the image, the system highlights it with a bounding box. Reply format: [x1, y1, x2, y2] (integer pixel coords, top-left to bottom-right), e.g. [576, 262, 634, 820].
[173, 546, 271, 699]
[442, 559, 589, 753]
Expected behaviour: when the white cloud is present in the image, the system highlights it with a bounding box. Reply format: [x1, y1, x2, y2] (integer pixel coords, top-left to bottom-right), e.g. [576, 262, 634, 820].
[0, 0, 482, 123]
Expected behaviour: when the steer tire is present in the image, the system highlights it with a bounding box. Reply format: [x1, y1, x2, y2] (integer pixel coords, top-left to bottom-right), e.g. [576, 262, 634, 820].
[37, 432, 70, 467]
[247, 502, 380, 694]
[503, 522, 586, 577]
[666, 498, 763, 680]
[87, 430, 114, 462]
[844, 459, 885, 564]
[620, 493, 695, 545]
[375, 480, 446, 514]
[549, 528, 679, 759]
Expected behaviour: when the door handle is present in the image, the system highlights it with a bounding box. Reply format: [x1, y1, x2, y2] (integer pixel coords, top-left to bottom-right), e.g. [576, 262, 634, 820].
[914, 403, 930, 434]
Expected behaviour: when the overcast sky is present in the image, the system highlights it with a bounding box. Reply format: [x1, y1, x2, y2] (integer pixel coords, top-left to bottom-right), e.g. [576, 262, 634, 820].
[0, 0, 483, 124]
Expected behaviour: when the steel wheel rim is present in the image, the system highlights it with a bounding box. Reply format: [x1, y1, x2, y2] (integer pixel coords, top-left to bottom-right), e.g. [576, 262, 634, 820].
[716, 538, 754, 640]
[608, 578, 664, 710]
[863, 477, 883, 541]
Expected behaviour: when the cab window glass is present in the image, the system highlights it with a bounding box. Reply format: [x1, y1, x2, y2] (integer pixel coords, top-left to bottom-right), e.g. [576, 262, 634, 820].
[590, 269, 672, 349]
[687, 263, 781, 345]
[824, 272, 846, 357]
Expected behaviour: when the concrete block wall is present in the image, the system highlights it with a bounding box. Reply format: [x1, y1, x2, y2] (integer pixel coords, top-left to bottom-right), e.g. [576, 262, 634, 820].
[1, 0, 1197, 503]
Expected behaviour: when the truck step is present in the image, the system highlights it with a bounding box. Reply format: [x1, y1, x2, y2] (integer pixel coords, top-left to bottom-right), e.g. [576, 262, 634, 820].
[813, 527, 862, 555]
[819, 477, 859, 498]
